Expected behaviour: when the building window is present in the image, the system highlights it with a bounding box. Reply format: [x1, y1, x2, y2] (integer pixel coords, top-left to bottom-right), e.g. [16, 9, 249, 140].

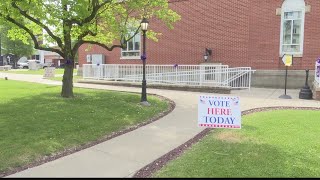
[280, 0, 305, 56]
[282, 11, 303, 53]
[121, 33, 141, 58]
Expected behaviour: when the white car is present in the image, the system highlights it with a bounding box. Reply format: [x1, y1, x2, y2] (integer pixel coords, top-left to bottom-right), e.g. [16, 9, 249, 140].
[35, 60, 52, 69]
[17, 60, 52, 69]
[17, 61, 29, 69]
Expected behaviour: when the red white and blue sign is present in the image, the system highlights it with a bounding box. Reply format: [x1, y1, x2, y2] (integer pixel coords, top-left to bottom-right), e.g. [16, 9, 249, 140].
[198, 95, 241, 129]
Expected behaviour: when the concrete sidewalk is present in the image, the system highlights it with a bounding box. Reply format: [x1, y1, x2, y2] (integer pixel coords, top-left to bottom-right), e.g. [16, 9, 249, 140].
[1, 73, 319, 178]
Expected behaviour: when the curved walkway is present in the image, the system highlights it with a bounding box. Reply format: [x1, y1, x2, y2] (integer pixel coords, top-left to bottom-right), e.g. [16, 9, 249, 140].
[1, 73, 320, 177]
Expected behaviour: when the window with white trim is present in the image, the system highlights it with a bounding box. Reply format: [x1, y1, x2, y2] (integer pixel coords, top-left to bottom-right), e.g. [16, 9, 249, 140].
[121, 33, 141, 58]
[280, 0, 305, 56]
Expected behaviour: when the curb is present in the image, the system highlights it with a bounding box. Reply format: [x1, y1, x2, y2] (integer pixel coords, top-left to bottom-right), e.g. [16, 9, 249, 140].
[77, 79, 231, 94]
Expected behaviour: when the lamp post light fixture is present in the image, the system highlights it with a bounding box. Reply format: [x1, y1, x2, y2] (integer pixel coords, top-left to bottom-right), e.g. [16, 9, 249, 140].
[140, 17, 150, 106]
[203, 48, 212, 62]
[203, 52, 209, 62]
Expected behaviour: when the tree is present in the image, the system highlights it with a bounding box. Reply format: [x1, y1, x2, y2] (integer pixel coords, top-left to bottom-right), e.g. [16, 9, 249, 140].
[0, 0, 180, 98]
[1, 25, 34, 59]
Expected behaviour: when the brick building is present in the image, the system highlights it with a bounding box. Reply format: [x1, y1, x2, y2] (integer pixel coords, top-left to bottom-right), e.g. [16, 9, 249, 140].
[78, 0, 320, 88]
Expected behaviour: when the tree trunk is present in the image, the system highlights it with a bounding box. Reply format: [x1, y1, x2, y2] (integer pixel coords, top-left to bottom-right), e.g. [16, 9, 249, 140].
[61, 14, 74, 98]
[61, 62, 74, 98]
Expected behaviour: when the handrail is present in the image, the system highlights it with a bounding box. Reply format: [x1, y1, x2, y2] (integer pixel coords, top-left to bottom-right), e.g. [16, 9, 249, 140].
[83, 64, 255, 89]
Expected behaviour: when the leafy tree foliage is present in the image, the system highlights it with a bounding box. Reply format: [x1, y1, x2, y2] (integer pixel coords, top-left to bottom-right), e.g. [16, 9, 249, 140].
[0, 0, 180, 97]
[0, 24, 34, 59]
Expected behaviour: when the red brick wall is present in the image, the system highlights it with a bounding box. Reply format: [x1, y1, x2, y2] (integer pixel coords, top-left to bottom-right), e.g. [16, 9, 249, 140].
[301, 0, 320, 70]
[78, 0, 320, 70]
[248, 0, 320, 70]
[248, 0, 282, 69]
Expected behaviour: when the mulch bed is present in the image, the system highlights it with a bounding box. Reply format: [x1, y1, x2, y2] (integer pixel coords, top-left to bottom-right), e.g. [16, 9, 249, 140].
[0, 94, 175, 178]
[133, 106, 320, 178]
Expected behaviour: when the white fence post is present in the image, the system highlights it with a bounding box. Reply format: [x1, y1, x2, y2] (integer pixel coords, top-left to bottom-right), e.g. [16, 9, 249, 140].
[175, 67, 178, 83]
[226, 67, 229, 87]
[199, 65, 204, 86]
[316, 62, 318, 83]
[316, 62, 320, 87]
[248, 68, 252, 91]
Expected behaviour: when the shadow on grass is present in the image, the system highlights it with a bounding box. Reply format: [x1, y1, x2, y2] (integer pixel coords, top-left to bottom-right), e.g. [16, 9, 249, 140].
[0, 89, 169, 175]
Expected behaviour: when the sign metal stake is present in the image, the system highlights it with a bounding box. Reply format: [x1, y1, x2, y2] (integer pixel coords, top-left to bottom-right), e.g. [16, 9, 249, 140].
[279, 54, 292, 99]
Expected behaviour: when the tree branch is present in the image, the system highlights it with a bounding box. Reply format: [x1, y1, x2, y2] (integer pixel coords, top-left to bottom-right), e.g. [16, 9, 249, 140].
[70, 0, 112, 26]
[125, 25, 141, 42]
[84, 40, 123, 51]
[71, 29, 97, 56]
[0, 13, 64, 57]
[11, 1, 63, 49]
[77, 29, 98, 42]
[72, 40, 122, 56]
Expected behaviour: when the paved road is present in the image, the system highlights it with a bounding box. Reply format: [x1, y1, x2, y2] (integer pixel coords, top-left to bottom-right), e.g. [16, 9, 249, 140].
[1, 73, 319, 177]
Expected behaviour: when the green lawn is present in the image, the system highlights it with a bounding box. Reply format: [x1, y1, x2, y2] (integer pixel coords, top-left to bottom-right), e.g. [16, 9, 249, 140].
[0, 79, 169, 174]
[6, 69, 77, 75]
[154, 110, 320, 178]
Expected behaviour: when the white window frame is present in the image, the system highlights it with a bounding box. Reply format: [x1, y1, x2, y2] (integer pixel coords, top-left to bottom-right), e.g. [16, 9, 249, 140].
[279, 0, 305, 57]
[121, 33, 141, 60]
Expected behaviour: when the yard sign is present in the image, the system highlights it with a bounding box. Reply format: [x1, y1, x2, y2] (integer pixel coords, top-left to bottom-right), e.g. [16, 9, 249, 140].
[198, 95, 241, 129]
[282, 54, 293, 66]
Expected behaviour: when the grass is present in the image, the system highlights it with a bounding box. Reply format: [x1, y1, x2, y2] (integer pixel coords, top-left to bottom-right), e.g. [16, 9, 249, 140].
[0, 79, 169, 174]
[154, 110, 320, 178]
[48, 75, 82, 82]
[5, 69, 77, 75]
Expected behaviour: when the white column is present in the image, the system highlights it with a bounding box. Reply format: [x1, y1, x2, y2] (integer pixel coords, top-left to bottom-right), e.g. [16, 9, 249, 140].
[40, 50, 45, 63]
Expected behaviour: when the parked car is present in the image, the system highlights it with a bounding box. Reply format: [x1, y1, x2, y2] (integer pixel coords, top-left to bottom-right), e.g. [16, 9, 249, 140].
[17, 60, 52, 69]
[35, 60, 52, 69]
[17, 60, 29, 69]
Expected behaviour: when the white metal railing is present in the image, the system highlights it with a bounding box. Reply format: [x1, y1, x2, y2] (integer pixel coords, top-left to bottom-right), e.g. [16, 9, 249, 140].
[315, 62, 320, 87]
[226, 67, 253, 89]
[83, 64, 255, 89]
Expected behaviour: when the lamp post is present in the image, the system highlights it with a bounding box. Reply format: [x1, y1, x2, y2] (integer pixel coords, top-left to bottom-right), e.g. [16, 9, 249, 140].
[141, 18, 149, 105]
[140, 17, 150, 106]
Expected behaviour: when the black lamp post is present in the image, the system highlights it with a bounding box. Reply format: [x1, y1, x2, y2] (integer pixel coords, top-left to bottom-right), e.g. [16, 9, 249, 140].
[299, 69, 313, 99]
[140, 17, 150, 106]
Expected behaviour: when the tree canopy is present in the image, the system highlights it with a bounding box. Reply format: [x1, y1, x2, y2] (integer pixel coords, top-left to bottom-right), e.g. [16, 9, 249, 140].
[0, 0, 180, 97]
[0, 24, 34, 59]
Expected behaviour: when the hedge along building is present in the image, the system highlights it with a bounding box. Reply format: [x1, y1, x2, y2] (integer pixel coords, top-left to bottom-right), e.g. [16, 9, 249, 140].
[78, 0, 320, 88]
